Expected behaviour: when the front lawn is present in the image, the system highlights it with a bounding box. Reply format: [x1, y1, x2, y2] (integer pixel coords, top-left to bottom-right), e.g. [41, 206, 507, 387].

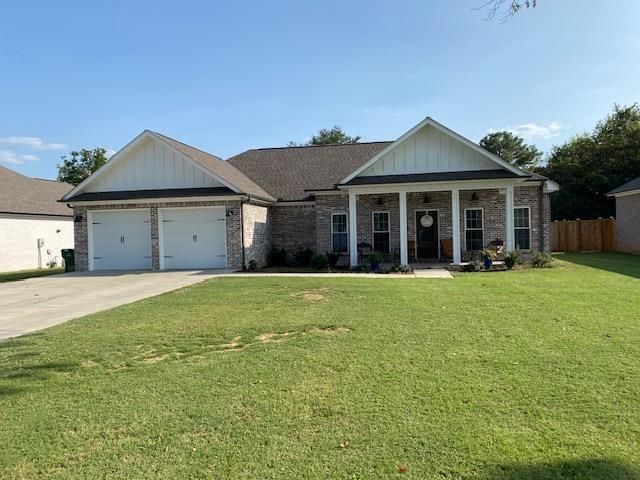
[0, 267, 64, 283]
[1, 253, 639, 479]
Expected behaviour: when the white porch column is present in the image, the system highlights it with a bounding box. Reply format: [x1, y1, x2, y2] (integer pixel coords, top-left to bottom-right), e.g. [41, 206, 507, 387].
[505, 185, 515, 251]
[349, 191, 358, 267]
[399, 191, 408, 265]
[451, 188, 462, 265]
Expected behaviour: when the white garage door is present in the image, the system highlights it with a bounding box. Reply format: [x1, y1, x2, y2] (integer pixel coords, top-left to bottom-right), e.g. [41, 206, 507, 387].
[90, 210, 152, 270]
[160, 207, 226, 269]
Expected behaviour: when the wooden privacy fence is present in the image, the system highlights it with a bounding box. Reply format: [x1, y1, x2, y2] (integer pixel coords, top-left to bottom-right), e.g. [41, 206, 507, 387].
[552, 218, 616, 252]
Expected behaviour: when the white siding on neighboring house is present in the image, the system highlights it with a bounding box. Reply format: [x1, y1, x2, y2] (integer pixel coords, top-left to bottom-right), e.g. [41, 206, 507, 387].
[85, 137, 224, 192]
[0, 214, 74, 271]
[360, 124, 497, 176]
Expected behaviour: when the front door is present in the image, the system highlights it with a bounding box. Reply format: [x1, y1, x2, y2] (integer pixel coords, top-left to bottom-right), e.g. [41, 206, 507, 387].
[415, 210, 439, 259]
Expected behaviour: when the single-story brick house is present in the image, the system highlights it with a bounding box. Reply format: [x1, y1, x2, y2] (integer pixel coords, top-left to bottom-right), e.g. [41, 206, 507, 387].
[61, 117, 559, 271]
[607, 176, 640, 254]
[1, 165, 74, 271]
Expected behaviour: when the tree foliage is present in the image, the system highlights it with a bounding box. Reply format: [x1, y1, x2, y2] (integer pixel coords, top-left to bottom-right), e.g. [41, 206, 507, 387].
[480, 131, 542, 170]
[57, 147, 109, 185]
[476, 0, 537, 21]
[539, 104, 640, 220]
[289, 126, 361, 147]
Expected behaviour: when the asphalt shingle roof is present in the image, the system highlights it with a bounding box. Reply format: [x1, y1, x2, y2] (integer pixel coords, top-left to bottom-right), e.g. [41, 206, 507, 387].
[608, 176, 640, 195]
[0, 165, 72, 217]
[227, 142, 392, 201]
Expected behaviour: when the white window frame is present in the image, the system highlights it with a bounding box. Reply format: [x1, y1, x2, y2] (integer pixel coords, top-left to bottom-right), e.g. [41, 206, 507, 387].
[464, 207, 484, 252]
[331, 212, 349, 254]
[372, 211, 391, 253]
[513, 206, 532, 251]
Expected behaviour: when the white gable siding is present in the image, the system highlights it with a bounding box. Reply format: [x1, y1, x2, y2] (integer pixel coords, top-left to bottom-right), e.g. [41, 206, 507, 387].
[359, 124, 498, 177]
[85, 137, 224, 192]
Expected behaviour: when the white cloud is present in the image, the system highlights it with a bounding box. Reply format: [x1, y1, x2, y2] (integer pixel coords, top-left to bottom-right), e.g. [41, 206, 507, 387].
[0, 136, 67, 150]
[105, 148, 117, 159]
[0, 150, 39, 165]
[491, 122, 568, 141]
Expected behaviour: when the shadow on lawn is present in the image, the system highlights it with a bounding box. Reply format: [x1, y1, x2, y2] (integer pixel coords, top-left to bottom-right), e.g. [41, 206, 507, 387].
[557, 252, 640, 280]
[0, 334, 77, 397]
[476, 458, 638, 480]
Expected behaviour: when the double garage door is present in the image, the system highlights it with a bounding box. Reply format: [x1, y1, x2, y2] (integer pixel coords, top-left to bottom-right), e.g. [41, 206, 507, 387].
[90, 208, 226, 270]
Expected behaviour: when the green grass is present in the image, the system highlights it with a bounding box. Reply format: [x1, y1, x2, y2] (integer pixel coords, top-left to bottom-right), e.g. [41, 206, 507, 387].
[1, 253, 639, 479]
[0, 267, 64, 283]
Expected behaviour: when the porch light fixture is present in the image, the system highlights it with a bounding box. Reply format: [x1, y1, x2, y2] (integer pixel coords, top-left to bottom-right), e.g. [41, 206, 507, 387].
[471, 192, 479, 202]
[73, 214, 84, 223]
[226, 210, 234, 217]
[377, 196, 384, 206]
[423, 195, 431, 203]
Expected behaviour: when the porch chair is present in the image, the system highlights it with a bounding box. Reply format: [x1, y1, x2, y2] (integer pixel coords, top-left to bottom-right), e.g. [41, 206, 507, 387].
[357, 242, 372, 264]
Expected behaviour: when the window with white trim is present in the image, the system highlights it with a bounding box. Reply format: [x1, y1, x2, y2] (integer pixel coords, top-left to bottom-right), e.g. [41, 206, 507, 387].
[331, 213, 348, 253]
[372, 211, 390, 253]
[465, 208, 484, 251]
[514, 207, 531, 250]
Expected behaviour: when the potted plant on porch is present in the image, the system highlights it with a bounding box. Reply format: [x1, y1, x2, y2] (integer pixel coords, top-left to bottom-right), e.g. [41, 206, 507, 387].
[367, 252, 384, 271]
[479, 247, 497, 270]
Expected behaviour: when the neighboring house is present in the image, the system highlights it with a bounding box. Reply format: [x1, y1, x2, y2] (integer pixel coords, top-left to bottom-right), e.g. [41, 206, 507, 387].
[0, 165, 74, 271]
[607, 177, 640, 254]
[61, 117, 559, 271]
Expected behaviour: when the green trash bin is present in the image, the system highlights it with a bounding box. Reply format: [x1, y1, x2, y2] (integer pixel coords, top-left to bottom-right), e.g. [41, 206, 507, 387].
[61, 249, 75, 272]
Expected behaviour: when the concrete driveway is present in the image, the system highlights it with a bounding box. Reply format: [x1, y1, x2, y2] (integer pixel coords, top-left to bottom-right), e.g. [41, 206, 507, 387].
[0, 270, 224, 340]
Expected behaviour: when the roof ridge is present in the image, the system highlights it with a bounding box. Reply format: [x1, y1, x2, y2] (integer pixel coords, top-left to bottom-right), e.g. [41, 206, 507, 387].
[249, 141, 393, 152]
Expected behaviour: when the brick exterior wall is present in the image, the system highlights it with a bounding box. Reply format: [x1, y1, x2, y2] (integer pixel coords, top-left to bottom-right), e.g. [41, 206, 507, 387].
[315, 195, 349, 254]
[72, 185, 553, 271]
[615, 192, 640, 253]
[459, 189, 506, 259]
[313, 185, 551, 263]
[242, 203, 271, 267]
[73, 200, 243, 272]
[271, 205, 316, 256]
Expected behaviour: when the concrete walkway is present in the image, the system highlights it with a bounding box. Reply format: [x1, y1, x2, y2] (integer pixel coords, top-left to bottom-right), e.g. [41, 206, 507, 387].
[0, 267, 452, 340]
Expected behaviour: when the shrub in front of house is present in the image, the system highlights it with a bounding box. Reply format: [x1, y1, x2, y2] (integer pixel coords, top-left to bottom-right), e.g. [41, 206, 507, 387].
[267, 247, 287, 267]
[247, 259, 258, 271]
[310, 254, 329, 271]
[294, 248, 314, 267]
[504, 250, 521, 270]
[532, 251, 554, 268]
[326, 252, 341, 268]
[389, 264, 412, 274]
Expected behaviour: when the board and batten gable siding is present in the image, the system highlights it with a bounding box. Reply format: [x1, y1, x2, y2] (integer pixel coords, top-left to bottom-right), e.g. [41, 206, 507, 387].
[359, 124, 497, 177]
[85, 137, 224, 193]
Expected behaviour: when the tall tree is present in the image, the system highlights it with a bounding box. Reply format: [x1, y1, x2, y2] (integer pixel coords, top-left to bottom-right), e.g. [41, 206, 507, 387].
[289, 126, 361, 147]
[57, 147, 109, 185]
[539, 104, 640, 220]
[480, 131, 542, 170]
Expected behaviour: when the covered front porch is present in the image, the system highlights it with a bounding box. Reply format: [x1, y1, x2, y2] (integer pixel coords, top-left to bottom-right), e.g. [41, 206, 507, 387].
[344, 179, 526, 267]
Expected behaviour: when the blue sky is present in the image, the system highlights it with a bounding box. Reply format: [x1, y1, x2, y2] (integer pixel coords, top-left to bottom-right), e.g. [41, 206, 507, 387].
[1, 0, 638, 180]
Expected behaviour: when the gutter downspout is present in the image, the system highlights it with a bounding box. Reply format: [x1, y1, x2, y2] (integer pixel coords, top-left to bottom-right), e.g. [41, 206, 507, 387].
[539, 182, 545, 251]
[240, 196, 247, 270]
